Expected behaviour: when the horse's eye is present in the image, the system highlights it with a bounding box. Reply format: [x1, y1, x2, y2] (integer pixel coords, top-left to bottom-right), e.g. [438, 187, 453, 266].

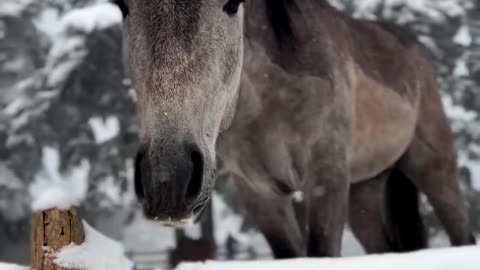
[223, 0, 245, 16]
[112, 0, 129, 18]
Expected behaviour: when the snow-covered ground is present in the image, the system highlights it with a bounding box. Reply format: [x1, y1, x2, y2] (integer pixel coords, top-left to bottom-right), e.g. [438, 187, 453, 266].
[178, 245, 480, 270]
[54, 221, 133, 270]
[0, 263, 28, 270]
[0, 220, 132, 270]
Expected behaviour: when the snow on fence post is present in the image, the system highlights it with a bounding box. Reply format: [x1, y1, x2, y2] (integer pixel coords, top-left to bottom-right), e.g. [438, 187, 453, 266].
[31, 208, 85, 270]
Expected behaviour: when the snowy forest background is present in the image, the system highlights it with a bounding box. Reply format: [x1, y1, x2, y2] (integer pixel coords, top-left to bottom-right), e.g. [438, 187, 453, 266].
[0, 0, 479, 268]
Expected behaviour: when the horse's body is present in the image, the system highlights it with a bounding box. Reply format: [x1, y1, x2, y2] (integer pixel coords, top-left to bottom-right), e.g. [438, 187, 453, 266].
[217, 1, 475, 256]
[117, 0, 476, 258]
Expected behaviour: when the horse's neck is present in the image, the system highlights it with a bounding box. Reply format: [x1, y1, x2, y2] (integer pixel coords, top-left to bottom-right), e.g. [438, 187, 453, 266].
[243, 1, 274, 51]
[231, 0, 333, 128]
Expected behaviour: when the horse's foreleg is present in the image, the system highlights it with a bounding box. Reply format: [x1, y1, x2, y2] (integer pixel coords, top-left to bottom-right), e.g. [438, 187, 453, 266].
[349, 172, 393, 253]
[306, 158, 350, 257]
[234, 175, 304, 258]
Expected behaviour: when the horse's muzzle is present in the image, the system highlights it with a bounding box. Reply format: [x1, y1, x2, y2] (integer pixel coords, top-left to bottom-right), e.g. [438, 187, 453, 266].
[134, 142, 207, 223]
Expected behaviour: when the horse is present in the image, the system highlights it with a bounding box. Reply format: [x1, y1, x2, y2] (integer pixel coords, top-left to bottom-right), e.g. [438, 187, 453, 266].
[114, 0, 476, 258]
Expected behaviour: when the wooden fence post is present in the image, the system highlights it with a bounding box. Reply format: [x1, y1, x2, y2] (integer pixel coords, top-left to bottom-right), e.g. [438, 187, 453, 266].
[31, 208, 85, 270]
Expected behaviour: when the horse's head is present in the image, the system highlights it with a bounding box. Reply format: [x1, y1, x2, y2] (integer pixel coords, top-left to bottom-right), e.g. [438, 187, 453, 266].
[115, 0, 245, 224]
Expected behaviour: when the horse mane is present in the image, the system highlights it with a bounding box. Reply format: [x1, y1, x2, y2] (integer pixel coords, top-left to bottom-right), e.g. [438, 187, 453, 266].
[264, 0, 296, 45]
[264, 0, 331, 47]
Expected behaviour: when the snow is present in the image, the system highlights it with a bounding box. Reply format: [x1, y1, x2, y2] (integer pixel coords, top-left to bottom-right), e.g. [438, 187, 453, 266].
[88, 116, 121, 144]
[0, 263, 28, 270]
[1, 57, 29, 73]
[459, 151, 480, 191]
[3, 96, 29, 117]
[341, 230, 364, 257]
[0, 163, 24, 190]
[453, 58, 470, 77]
[350, 0, 468, 22]
[29, 147, 90, 211]
[184, 223, 203, 240]
[124, 212, 177, 252]
[34, 8, 61, 38]
[46, 36, 88, 87]
[178, 245, 480, 270]
[211, 193, 276, 259]
[292, 191, 304, 202]
[97, 176, 122, 206]
[442, 96, 477, 122]
[0, 0, 33, 17]
[54, 221, 134, 270]
[45, 2, 122, 87]
[0, 23, 4, 39]
[0, 163, 29, 221]
[212, 194, 254, 246]
[57, 2, 122, 35]
[454, 25, 473, 47]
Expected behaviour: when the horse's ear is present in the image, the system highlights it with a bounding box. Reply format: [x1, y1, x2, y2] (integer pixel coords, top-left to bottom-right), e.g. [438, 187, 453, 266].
[111, 0, 129, 18]
[223, 0, 245, 16]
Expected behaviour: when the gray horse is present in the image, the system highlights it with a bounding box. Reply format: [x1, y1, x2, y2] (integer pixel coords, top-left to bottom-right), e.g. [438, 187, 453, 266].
[114, 0, 476, 258]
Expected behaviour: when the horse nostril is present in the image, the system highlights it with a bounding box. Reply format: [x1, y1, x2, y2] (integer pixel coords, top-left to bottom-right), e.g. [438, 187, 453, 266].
[186, 149, 204, 202]
[134, 150, 146, 202]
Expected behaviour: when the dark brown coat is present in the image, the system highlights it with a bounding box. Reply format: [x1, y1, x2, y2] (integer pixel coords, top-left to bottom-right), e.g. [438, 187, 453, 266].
[117, 0, 475, 257]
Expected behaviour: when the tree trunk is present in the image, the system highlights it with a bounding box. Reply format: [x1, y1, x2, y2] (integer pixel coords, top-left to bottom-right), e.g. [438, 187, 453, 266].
[31, 208, 85, 270]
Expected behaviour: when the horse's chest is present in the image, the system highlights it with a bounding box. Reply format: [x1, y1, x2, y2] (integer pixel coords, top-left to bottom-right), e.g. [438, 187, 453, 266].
[218, 122, 308, 193]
